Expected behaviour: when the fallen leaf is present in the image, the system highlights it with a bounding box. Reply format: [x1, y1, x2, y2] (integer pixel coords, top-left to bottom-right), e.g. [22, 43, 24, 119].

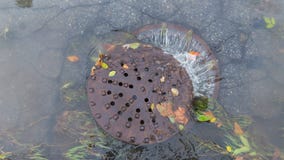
[61, 82, 74, 89]
[122, 43, 140, 50]
[226, 146, 232, 152]
[239, 135, 250, 147]
[263, 16, 276, 29]
[196, 114, 211, 122]
[174, 107, 188, 125]
[203, 111, 216, 123]
[171, 88, 179, 96]
[160, 76, 165, 83]
[90, 66, 96, 76]
[101, 62, 109, 69]
[103, 43, 116, 52]
[234, 122, 244, 135]
[156, 102, 174, 117]
[122, 64, 129, 69]
[108, 71, 116, 77]
[67, 55, 79, 62]
[233, 146, 250, 156]
[150, 103, 155, 111]
[168, 116, 175, 124]
[188, 51, 200, 56]
[178, 124, 184, 131]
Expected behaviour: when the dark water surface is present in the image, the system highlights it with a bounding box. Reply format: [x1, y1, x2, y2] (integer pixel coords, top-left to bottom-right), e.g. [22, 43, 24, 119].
[0, 0, 283, 159]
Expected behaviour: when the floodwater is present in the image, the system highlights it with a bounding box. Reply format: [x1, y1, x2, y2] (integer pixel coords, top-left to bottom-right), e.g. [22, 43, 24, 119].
[0, 0, 283, 160]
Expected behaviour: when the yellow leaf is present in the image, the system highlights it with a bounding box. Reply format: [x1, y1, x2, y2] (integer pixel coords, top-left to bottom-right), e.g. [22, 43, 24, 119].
[234, 122, 244, 135]
[263, 16, 276, 29]
[178, 124, 184, 131]
[123, 43, 140, 50]
[101, 62, 109, 69]
[108, 71, 116, 77]
[67, 55, 79, 62]
[171, 88, 179, 96]
[122, 64, 129, 69]
[226, 146, 232, 152]
[150, 103, 155, 111]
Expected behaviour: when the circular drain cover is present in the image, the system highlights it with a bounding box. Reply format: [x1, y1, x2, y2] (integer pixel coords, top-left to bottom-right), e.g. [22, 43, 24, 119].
[87, 44, 193, 145]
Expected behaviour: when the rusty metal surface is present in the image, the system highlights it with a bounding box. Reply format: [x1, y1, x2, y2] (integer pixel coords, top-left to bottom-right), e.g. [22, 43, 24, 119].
[87, 44, 193, 145]
[134, 23, 220, 98]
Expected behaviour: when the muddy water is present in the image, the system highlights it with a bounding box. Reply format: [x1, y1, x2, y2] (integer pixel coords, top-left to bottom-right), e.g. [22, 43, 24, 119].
[0, 0, 283, 159]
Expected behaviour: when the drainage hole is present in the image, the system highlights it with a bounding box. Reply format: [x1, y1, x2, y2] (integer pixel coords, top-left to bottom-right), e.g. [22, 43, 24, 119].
[152, 118, 156, 123]
[144, 98, 149, 102]
[125, 103, 130, 107]
[134, 68, 138, 72]
[140, 120, 144, 125]
[128, 117, 132, 122]
[132, 95, 137, 100]
[108, 80, 113, 84]
[136, 108, 140, 113]
[137, 76, 142, 80]
[107, 90, 112, 95]
[148, 108, 153, 112]
[129, 84, 134, 88]
[124, 73, 128, 77]
[110, 101, 115, 106]
[155, 72, 159, 76]
[120, 62, 124, 67]
[118, 82, 123, 86]
[117, 111, 122, 115]
[148, 79, 153, 83]
[144, 67, 149, 72]
[118, 93, 123, 97]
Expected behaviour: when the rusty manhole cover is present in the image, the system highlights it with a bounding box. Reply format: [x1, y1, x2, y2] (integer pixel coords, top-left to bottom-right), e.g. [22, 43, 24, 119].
[87, 43, 193, 145]
[87, 23, 220, 145]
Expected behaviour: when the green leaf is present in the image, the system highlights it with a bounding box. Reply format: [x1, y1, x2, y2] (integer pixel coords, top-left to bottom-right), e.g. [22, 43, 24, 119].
[129, 43, 140, 49]
[101, 62, 109, 69]
[239, 135, 250, 148]
[196, 114, 211, 122]
[108, 71, 116, 77]
[233, 146, 250, 155]
[168, 116, 175, 124]
[263, 16, 276, 29]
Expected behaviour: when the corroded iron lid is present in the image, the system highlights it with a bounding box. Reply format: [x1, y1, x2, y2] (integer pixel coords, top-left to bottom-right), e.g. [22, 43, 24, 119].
[87, 43, 193, 145]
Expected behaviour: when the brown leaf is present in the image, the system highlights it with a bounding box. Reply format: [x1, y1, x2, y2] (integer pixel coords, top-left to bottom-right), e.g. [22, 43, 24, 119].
[156, 102, 174, 117]
[174, 107, 188, 125]
[103, 43, 116, 52]
[234, 122, 244, 135]
[67, 55, 79, 62]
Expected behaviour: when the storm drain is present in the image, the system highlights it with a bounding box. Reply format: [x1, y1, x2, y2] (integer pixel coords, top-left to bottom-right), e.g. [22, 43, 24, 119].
[87, 44, 193, 145]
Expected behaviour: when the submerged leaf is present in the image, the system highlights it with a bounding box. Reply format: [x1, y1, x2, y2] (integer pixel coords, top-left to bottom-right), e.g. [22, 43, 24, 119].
[101, 62, 109, 69]
[122, 43, 140, 50]
[67, 55, 79, 62]
[226, 146, 232, 152]
[239, 135, 250, 147]
[108, 71, 116, 77]
[233, 146, 250, 155]
[234, 122, 244, 135]
[263, 16, 276, 29]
